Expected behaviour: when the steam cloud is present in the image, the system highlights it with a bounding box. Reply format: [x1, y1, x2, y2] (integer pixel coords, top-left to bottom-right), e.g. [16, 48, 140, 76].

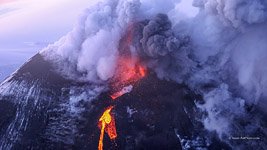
[41, 0, 267, 149]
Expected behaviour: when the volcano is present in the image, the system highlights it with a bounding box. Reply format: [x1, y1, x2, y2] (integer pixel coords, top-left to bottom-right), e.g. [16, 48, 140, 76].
[1, 0, 267, 149]
[0, 53, 231, 149]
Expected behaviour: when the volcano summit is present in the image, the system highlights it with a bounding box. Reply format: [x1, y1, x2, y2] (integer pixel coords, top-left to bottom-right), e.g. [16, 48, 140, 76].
[0, 0, 267, 149]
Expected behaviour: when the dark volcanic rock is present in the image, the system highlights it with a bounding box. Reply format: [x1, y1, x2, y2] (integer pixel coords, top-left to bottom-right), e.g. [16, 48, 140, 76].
[0, 54, 230, 150]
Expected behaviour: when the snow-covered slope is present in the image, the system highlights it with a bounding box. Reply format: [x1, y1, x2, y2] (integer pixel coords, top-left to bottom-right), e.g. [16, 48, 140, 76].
[0, 54, 104, 149]
[0, 53, 232, 149]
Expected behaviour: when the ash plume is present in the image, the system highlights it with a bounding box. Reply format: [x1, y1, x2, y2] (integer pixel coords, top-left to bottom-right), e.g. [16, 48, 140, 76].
[129, 13, 194, 83]
[140, 13, 178, 58]
[40, 0, 267, 149]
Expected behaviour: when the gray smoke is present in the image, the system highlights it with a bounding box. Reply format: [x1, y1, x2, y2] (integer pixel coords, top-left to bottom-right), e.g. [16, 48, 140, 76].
[133, 14, 195, 83]
[40, 0, 267, 149]
[183, 0, 267, 148]
[141, 14, 178, 58]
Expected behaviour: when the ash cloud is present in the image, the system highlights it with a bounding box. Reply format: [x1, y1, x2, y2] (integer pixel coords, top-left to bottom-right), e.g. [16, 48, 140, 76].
[183, 0, 267, 148]
[40, 0, 267, 148]
[131, 14, 194, 83]
[193, 0, 267, 28]
[140, 14, 179, 58]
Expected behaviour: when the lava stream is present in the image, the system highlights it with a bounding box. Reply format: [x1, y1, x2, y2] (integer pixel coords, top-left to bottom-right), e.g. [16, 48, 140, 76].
[98, 106, 117, 150]
[110, 85, 133, 100]
[111, 58, 147, 93]
[97, 57, 147, 150]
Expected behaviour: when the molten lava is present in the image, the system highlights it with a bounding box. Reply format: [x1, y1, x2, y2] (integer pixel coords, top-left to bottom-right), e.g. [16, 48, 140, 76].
[111, 57, 147, 92]
[98, 106, 117, 150]
[110, 85, 133, 100]
[97, 57, 147, 150]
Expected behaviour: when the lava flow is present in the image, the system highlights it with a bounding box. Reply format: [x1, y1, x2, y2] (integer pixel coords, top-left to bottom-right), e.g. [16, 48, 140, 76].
[98, 106, 117, 150]
[110, 85, 133, 100]
[97, 57, 147, 150]
[110, 57, 147, 98]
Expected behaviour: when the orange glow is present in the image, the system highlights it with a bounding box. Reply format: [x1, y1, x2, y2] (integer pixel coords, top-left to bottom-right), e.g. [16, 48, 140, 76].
[110, 85, 133, 100]
[105, 116, 117, 139]
[139, 65, 146, 77]
[97, 24, 148, 149]
[98, 106, 117, 150]
[97, 58, 146, 149]
[110, 92, 123, 100]
[98, 121, 105, 150]
[111, 57, 147, 91]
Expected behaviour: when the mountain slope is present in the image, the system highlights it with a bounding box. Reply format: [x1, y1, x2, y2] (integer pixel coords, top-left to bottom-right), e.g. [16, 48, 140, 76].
[0, 54, 229, 149]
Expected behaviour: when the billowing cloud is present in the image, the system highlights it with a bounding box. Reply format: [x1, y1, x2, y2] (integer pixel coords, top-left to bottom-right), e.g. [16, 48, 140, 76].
[40, 0, 267, 149]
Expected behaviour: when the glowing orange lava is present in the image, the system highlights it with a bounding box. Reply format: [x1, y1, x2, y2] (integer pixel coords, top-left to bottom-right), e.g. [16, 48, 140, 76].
[98, 106, 117, 150]
[97, 56, 147, 150]
[110, 92, 122, 100]
[110, 85, 133, 100]
[111, 57, 147, 91]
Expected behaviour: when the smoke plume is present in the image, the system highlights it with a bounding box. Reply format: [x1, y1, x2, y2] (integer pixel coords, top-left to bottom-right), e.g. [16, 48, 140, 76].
[41, 0, 267, 148]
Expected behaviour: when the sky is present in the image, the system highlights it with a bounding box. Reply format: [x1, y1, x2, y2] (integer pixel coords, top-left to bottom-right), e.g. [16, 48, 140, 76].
[0, 0, 96, 49]
[0, 0, 197, 82]
[0, 0, 95, 81]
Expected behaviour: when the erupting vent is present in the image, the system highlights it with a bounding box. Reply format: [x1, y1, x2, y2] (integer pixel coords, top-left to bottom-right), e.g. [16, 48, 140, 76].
[111, 57, 146, 91]
[97, 57, 147, 150]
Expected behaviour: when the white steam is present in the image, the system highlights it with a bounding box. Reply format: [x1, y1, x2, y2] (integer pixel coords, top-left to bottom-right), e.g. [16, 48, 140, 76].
[42, 0, 141, 81]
